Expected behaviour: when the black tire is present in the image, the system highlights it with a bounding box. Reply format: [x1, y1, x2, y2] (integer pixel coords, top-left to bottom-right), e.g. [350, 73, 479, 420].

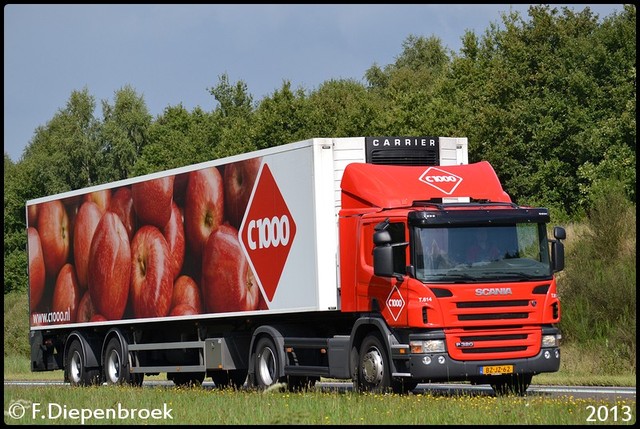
[356, 333, 392, 393]
[103, 337, 141, 386]
[65, 340, 100, 386]
[490, 374, 533, 396]
[169, 372, 205, 387]
[253, 337, 281, 389]
[287, 375, 319, 392]
[211, 370, 247, 389]
[391, 378, 419, 394]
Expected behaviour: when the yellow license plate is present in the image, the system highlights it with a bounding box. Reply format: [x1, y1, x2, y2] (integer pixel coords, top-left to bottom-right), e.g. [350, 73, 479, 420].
[480, 365, 514, 375]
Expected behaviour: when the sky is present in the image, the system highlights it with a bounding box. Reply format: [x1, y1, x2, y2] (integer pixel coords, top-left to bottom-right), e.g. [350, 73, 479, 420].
[3, 4, 625, 163]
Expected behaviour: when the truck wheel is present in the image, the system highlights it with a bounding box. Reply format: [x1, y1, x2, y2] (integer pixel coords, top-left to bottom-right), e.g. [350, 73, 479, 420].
[287, 375, 319, 392]
[356, 333, 392, 393]
[65, 340, 100, 386]
[104, 337, 142, 386]
[169, 372, 205, 387]
[490, 374, 532, 396]
[254, 337, 281, 388]
[211, 370, 247, 389]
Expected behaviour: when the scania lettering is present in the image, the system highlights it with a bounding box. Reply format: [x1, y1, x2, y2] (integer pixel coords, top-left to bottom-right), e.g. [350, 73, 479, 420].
[26, 136, 565, 396]
[476, 288, 514, 296]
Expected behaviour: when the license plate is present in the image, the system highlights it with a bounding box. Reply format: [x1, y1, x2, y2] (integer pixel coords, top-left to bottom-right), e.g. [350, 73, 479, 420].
[480, 365, 513, 375]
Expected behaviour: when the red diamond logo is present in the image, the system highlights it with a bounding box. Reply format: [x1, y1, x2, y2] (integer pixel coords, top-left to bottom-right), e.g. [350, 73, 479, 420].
[419, 167, 463, 195]
[386, 286, 405, 321]
[239, 164, 296, 302]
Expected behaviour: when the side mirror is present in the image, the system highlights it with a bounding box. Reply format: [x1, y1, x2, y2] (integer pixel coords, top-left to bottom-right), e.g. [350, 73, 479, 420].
[551, 226, 566, 272]
[373, 245, 395, 277]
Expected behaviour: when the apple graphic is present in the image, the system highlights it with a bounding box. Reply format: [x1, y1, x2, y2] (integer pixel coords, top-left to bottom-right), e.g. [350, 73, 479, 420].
[169, 303, 198, 316]
[132, 176, 175, 229]
[76, 291, 95, 323]
[173, 172, 189, 206]
[109, 186, 137, 241]
[88, 212, 131, 320]
[130, 225, 174, 319]
[184, 167, 224, 259]
[163, 202, 185, 280]
[91, 314, 107, 322]
[28, 227, 46, 311]
[224, 157, 262, 229]
[73, 201, 103, 290]
[52, 263, 81, 324]
[84, 189, 112, 214]
[201, 224, 259, 313]
[171, 275, 202, 313]
[37, 200, 71, 281]
[27, 205, 39, 227]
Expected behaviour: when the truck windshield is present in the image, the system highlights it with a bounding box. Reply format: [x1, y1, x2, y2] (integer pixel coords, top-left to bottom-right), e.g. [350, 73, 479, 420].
[412, 223, 552, 282]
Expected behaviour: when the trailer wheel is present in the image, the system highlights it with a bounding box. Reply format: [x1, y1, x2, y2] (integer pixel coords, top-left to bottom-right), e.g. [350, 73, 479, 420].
[490, 374, 532, 396]
[65, 340, 99, 386]
[254, 337, 281, 388]
[168, 372, 205, 387]
[104, 338, 142, 386]
[211, 370, 247, 389]
[356, 333, 392, 393]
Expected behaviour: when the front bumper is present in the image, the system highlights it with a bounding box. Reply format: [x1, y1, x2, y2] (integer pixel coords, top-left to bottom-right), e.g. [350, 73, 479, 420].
[401, 347, 560, 382]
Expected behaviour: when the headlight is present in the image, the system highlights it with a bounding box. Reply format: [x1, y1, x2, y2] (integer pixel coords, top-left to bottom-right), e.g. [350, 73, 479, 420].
[542, 333, 561, 347]
[410, 340, 446, 353]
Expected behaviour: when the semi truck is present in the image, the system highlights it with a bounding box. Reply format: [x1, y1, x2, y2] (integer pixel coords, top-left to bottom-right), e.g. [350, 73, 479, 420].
[26, 136, 566, 395]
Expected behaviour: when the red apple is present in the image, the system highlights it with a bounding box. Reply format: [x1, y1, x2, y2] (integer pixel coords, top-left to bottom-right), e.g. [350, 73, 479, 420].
[84, 189, 112, 214]
[173, 172, 189, 206]
[171, 275, 202, 313]
[28, 227, 46, 310]
[90, 314, 107, 322]
[88, 212, 131, 320]
[224, 157, 262, 229]
[257, 291, 269, 311]
[77, 291, 95, 323]
[109, 186, 137, 241]
[37, 200, 71, 281]
[201, 224, 259, 313]
[163, 202, 185, 280]
[130, 225, 174, 319]
[169, 303, 198, 316]
[132, 176, 175, 229]
[27, 205, 39, 227]
[73, 201, 103, 290]
[52, 263, 81, 324]
[184, 167, 224, 259]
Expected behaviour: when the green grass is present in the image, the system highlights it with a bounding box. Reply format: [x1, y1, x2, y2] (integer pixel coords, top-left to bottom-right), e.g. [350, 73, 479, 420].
[3, 384, 636, 425]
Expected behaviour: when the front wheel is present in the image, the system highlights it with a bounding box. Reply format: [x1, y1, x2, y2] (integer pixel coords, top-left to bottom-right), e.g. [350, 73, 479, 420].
[355, 333, 392, 393]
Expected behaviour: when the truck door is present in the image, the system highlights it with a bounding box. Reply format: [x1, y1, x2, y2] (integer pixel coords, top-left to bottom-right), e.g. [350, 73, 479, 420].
[357, 219, 408, 326]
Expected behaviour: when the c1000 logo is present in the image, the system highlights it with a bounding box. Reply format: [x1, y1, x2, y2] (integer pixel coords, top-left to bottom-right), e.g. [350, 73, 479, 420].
[418, 167, 463, 195]
[247, 216, 292, 250]
[240, 164, 297, 302]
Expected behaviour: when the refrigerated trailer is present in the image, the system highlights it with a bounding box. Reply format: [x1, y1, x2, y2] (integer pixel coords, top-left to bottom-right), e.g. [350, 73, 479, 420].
[27, 136, 565, 395]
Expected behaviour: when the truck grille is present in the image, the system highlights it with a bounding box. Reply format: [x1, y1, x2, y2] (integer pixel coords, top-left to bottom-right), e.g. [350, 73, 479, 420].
[446, 327, 541, 360]
[454, 299, 533, 322]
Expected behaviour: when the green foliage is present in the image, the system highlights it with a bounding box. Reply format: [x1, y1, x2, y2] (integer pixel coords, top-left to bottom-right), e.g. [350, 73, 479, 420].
[558, 181, 636, 371]
[4, 291, 30, 357]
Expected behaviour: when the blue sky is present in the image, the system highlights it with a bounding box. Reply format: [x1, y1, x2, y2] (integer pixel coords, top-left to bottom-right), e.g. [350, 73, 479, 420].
[3, 4, 625, 162]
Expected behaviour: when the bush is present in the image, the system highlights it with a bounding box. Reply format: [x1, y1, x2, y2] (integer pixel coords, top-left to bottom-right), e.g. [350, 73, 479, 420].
[558, 180, 636, 373]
